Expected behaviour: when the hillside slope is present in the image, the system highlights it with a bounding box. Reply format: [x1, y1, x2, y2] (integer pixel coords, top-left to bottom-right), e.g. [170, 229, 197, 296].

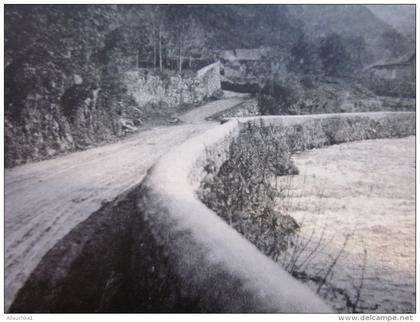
[287, 4, 411, 63]
[5, 5, 412, 167]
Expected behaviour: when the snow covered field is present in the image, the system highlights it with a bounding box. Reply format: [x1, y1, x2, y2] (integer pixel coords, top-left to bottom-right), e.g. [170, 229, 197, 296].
[277, 136, 415, 313]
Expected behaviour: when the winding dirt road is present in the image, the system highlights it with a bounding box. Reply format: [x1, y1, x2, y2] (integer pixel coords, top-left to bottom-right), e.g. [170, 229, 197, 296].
[5, 94, 247, 310]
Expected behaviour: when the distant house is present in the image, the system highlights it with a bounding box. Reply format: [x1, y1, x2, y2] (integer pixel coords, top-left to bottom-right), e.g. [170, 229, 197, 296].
[220, 48, 269, 76]
[369, 52, 415, 80]
[221, 48, 267, 63]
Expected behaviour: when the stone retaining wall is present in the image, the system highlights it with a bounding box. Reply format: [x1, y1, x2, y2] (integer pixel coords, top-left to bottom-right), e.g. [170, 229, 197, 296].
[134, 112, 414, 312]
[10, 112, 414, 313]
[124, 62, 221, 111]
[136, 118, 332, 312]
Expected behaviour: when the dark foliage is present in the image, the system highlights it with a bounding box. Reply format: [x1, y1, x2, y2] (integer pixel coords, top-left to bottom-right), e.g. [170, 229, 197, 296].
[200, 115, 414, 312]
[200, 123, 300, 262]
[319, 33, 351, 77]
[258, 81, 300, 115]
[288, 34, 322, 75]
[361, 74, 416, 98]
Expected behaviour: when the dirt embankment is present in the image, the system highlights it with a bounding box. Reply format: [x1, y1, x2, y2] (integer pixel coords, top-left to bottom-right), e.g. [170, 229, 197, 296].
[5, 62, 222, 169]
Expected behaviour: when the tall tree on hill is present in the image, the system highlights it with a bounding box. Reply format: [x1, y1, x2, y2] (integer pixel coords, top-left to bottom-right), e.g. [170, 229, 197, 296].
[380, 29, 409, 59]
[319, 33, 350, 76]
[100, 7, 154, 71]
[183, 18, 207, 69]
[140, 5, 166, 72]
[288, 34, 321, 74]
[164, 5, 205, 73]
[151, 5, 167, 72]
[164, 5, 186, 73]
[344, 35, 370, 70]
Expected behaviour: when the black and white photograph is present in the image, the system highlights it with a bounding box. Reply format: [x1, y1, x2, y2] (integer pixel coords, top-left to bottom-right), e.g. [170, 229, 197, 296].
[2, 2, 416, 319]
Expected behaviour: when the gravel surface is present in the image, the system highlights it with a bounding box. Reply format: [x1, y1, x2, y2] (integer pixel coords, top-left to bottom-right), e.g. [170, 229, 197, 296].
[179, 97, 245, 123]
[5, 95, 247, 310]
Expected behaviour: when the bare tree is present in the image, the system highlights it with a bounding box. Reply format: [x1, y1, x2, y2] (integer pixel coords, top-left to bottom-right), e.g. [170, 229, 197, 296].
[144, 5, 165, 72]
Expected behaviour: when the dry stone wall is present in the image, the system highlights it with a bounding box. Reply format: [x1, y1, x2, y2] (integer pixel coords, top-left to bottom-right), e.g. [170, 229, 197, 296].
[124, 62, 222, 112]
[8, 112, 414, 313]
[5, 63, 221, 168]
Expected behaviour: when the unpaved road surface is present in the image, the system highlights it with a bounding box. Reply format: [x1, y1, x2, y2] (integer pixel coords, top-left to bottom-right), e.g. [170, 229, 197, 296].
[277, 136, 415, 313]
[179, 91, 249, 123]
[5, 95, 246, 310]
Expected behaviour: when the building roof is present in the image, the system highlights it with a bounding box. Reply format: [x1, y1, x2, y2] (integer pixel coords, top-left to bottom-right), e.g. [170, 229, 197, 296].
[222, 48, 264, 61]
[369, 51, 415, 70]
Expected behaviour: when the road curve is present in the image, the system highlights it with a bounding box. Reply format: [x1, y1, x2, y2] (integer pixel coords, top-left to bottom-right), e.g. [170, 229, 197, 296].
[4, 95, 246, 310]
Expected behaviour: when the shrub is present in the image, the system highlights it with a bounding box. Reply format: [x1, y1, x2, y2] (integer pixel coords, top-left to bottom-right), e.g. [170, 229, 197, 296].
[200, 114, 415, 263]
[199, 114, 414, 312]
[360, 74, 415, 98]
[258, 80, 300, 115]
[199, 122, 299, 261]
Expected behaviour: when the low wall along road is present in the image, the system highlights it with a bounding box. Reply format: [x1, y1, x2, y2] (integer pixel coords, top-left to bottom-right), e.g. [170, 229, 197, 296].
[9, 112, 415, 313]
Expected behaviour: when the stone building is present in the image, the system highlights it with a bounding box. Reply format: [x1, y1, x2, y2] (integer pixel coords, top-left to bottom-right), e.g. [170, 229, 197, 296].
[219, 48, 270, 92]
[369, 52, 415, 81]
[221, 48, 266, 63]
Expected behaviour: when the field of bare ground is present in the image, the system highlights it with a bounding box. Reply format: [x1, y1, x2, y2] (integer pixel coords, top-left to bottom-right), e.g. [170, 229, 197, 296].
[277, 136, 415, 313]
